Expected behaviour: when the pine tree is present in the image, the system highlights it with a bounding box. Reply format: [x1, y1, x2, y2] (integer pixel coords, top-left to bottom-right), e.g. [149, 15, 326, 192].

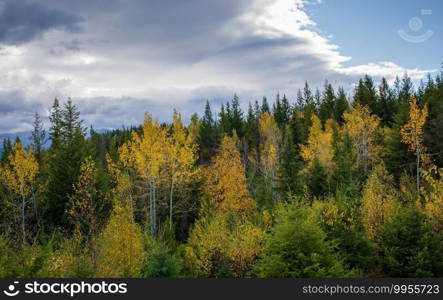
[334, 87, 349, 125]
[261, 97, 270, 114]
[31, 112, 46, 164]
[319, 81, 335, 126]
[230, 94, 244, 137]
[377, 78, 396, 126]
[45, 99, 88, 230]
[199, 101, 218, 163]
[353, 75, 378, 114]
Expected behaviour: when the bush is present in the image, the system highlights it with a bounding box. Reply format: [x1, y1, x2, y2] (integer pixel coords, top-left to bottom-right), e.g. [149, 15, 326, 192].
[0, 235, 13, 277]
[48, 231, 94, 277]
[184, 212, 265, 277]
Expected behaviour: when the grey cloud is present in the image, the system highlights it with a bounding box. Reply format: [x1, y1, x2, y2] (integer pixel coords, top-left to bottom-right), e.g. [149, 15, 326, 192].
[0, 0, 83, 45]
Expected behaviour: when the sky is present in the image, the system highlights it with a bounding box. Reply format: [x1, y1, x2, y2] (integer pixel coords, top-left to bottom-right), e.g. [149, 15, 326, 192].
[0, 0, 441, 134]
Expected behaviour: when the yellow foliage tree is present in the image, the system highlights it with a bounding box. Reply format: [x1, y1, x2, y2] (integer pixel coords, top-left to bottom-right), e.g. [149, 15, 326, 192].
[343, 104, 380, 174]
[166, 110, 198, 226]
[258, 112, 281, 191]
[1, 142, 39, 245]
[301, 115, 334, 168]
[400, 95, 428, 190]
[67, 156, 100, 266]
[184, 212, 265, 277]
[119, 113, 167, 236]
[206, 136, 254, 213]
[96, 203, 144, 277]
[361, 164, 399, 243]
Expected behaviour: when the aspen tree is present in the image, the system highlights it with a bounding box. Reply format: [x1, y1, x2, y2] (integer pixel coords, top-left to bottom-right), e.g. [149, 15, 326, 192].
[1, 142, 38, 245]
[343, 104, 380, 174]
[166, 110, 198, 226]
[301, 115, 334, 168]
[400, 95, 428, 190]
[119, 113, 167, 236]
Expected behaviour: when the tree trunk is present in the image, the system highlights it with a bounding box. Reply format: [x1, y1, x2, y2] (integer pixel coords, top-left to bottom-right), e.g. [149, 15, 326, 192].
[416, 148, 420, 191]
[21, 194, 26, 245]
[169, 180, 174, 227]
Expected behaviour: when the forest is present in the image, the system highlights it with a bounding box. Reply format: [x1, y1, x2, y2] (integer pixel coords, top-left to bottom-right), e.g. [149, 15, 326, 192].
[0, 72, 443, 278]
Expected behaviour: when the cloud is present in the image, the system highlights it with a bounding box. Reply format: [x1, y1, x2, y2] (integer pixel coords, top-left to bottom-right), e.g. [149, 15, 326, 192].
[0, 0, 83, 45]
[0, 0, 437, 134]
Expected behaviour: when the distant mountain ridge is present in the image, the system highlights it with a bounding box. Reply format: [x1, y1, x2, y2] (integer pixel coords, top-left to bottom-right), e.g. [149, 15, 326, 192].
[0, 128, 112, 150]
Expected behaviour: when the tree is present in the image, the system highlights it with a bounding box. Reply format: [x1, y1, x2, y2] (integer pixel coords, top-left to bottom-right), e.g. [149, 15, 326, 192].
[166, 111, 198, 226]
[45, 99, 88, 229]
[379, 206, 443, 277]
[199, 101, 218, 163]
[343, 104, 381, 175]
[377, 78, 396, 126]
[319, 81, 335, 125]
[67, 156, 101, 266]
[1, 142, 38, 245]
[31, 112, 46, 164]
[205, 136, 254, 214]
[261, 97, 270, 114]
[361, 164, 399, 244]
[353, 75, 377, 113]
[119, 113, 167, 236]
[142, 237, 182, 278]
[48, 98, 62, 151]
[400, 95, 428, 190]
[1, 138, 13, 163]
[96, 202, 145, 277]
[420, 165, 443, 232]
[256, 205, 349, 278]
[334, 87, 349, 125]
[230, 94, 244, 137]
[184, 212, 265, 277]
[258, 112, 281, 198]
[301, 115, 334, 168]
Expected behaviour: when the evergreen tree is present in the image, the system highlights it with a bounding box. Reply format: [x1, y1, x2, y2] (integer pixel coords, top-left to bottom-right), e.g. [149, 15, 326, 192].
[334, 87, 349, 125]
[199, 101, 218, 163]
[31, 112, 46, 164]
[45, 99, 88, 230]
[353, 75, 377, 113]
[377, 78, 396, 126]
[319, 81, 335, 125]
[230, 94, 244, 137]
[261, 96, 270, 114]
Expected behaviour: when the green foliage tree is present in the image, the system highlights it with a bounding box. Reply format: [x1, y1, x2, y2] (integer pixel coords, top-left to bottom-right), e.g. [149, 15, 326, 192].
[256, 205, 349, 278]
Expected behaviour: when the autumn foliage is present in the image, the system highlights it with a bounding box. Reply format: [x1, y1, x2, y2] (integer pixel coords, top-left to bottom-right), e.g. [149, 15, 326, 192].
[1, 73, 443, 278]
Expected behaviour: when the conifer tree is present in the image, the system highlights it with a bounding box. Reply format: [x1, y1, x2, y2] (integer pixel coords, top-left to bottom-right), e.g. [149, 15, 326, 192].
[31, 112, 46, 164]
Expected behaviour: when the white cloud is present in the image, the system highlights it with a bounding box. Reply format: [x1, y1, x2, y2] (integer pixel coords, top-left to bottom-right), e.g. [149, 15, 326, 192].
[0, 0, 437, 133]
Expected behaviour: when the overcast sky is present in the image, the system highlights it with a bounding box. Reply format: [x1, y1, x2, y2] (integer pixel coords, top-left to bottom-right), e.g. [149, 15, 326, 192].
[0, 0, 441, 133]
